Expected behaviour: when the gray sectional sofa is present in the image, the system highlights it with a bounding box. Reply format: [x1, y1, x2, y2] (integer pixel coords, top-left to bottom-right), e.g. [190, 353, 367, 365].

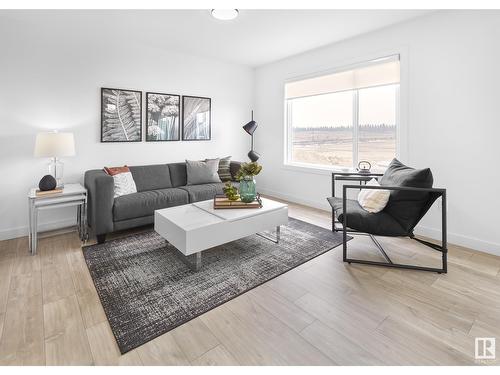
[84, 161, 242, 243]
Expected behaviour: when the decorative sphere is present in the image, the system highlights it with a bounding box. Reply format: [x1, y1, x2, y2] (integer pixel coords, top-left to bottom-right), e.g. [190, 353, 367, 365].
[39, 175, 57, 191]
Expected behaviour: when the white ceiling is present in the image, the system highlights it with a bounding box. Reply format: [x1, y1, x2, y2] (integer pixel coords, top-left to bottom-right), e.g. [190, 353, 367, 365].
[2, 10, 433, 67]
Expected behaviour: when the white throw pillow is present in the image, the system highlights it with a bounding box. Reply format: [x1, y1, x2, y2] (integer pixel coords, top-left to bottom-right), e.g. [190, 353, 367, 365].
[112, 171, 137, 198]
[357, 178, 390, 213]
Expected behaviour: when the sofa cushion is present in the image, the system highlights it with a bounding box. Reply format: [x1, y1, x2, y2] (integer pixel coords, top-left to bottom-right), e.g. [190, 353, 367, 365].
[129, 164, 172, 192]
[328, 197, 407, 236]
[186, 159, 221, 185]
[168, 162, 188, 187]
[179, 182, 239, 203]
[379, 158, 433, 233]
[113, 188, 188, 221]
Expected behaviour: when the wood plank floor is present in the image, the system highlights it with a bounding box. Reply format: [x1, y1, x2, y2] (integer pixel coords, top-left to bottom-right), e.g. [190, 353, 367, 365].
[0, 197, 499, 365]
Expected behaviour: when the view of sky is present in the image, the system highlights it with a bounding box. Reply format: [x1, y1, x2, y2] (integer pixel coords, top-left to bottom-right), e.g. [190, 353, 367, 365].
[289, 84, 397, 128]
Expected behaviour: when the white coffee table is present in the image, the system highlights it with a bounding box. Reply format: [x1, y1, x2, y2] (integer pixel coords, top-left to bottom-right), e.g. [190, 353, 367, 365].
[154, 197, 288, 271]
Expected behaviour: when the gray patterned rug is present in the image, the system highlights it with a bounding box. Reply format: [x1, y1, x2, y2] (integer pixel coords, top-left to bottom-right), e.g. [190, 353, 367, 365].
[83, 218, 347, 354]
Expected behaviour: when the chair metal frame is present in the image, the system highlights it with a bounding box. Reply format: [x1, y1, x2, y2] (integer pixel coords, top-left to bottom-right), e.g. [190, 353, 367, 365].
[336, 184, 448, 274]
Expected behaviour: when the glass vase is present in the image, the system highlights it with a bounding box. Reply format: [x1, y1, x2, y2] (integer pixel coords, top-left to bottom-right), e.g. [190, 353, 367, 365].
[239, 176, 256, 203]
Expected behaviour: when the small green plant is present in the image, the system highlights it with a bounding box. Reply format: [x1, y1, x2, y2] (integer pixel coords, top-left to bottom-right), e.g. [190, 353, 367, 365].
[235, 162, 262, 181]
[223, 181, 240, 201]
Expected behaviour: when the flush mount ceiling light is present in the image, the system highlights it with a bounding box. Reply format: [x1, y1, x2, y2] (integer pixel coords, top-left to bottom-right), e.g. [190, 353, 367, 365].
[211, 9, 239, 21]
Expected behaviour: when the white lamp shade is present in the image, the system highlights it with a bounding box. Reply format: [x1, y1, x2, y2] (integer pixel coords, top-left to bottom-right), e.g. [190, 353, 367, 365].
[34, 132, 76, 158]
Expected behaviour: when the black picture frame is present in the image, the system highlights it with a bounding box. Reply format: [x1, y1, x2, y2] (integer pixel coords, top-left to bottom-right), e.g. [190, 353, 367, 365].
[145, 92, 181, 142]
[182, 95, 211, 141]
[101, 87, 142, 142]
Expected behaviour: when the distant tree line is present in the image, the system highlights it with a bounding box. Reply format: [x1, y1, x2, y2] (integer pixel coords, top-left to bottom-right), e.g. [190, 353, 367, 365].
[294, 123, 395, 131]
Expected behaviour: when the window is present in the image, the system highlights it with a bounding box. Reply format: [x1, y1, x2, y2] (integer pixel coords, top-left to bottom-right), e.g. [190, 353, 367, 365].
[285, 56, 400, 170]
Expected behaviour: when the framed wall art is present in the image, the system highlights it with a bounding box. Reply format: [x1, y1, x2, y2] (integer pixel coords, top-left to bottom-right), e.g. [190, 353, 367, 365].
[182, 95, 211, 141]
[101, 87, 142, 142]
[146, 92, 180, 141]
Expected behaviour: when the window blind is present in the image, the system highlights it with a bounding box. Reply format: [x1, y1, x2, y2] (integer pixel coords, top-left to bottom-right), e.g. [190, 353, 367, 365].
[285, 55, 400, 99]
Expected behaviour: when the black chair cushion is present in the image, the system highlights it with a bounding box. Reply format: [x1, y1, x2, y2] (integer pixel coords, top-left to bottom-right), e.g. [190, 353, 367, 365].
[379, 158, 433, 233]
[328, 197, 407, 236]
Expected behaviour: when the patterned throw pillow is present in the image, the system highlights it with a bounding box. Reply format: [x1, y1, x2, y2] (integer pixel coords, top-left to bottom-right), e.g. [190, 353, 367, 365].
[104, 166, 137, 198]
[218, 156, 232, 182]
[205, 156, 232, 182]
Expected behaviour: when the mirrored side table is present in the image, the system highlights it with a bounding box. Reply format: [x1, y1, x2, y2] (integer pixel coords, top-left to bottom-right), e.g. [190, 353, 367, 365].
[27, 183, 88, 255]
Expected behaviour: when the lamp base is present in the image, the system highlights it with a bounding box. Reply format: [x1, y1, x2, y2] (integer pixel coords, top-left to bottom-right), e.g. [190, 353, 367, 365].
[48, 157, 64, 188]
[248, 150, 260, 162]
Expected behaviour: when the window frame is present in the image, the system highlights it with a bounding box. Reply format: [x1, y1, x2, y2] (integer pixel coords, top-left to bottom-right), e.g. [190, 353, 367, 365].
[282, 52, 407, 175]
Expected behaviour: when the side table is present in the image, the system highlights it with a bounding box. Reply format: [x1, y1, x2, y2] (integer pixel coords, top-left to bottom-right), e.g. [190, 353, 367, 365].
[28, 183, 88, 255]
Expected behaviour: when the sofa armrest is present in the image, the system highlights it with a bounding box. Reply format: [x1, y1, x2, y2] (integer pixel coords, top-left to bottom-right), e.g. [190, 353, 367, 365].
[84, 169, 114, 236]
[230, 161, 243, 181]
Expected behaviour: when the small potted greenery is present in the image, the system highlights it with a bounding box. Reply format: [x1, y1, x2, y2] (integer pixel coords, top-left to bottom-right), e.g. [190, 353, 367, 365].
[222, 181, 240, 201]
[235, 162, 262, 203]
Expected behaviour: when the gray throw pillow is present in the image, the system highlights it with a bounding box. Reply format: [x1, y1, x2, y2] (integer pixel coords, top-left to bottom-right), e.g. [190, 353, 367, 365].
[205, 156, 232, 182]
[186, 159, 222, 185]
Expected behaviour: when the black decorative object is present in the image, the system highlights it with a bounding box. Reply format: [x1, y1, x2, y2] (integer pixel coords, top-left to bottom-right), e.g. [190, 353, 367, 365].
[101, 88, 142, 142]
[39, 175, 57, 191]
[243, 110, 260, 162]
[182, 96, 211, 141]
[146, 92, 180, 141]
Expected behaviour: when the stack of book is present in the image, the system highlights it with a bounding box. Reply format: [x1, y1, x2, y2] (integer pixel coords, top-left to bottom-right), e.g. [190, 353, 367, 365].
[213, 194, 263, 209]
[35, 188, 64, 197]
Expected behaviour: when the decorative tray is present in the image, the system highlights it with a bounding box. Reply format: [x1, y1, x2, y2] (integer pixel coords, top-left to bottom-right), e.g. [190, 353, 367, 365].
[213, 194, 263, 209]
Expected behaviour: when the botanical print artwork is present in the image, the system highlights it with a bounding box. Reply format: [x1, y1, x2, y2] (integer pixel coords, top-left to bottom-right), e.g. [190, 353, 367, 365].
[182, 96, 211, 141]
[146, 93, 180, 141]
[101, 88, 142, 142]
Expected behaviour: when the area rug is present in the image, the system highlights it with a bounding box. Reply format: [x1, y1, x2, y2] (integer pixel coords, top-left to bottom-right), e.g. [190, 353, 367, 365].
[83, 217, 348, 353]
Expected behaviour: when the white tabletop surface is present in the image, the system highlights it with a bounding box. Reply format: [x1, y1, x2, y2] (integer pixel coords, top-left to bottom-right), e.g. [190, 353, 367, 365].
[155, 197, 288, 230]
[155, 203, 224, 232]
[193, 197, 288, 221]
[28, 183, 86, 199]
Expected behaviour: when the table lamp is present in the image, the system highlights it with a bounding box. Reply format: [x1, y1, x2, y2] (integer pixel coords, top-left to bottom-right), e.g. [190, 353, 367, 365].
[242, 110, 260, 162]
[34, 131, 75, 188]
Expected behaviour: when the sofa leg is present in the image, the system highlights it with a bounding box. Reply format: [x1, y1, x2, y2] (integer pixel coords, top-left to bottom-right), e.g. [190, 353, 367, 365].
[96, 234, 106, 244]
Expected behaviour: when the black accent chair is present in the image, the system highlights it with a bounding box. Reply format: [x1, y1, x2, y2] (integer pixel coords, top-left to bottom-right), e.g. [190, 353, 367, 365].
[328, 159, 447, 274]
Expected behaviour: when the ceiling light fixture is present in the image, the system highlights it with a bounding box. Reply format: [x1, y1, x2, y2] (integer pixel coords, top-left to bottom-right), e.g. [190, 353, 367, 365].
[211, 9, 239, 21]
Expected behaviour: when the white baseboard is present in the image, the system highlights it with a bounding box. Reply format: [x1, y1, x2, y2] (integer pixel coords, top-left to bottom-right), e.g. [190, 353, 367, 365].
[258, 187, 330, 212]
[2, 191, 499, 258]
[0, 218, 76, 241]
[415, 225, 500, 257]
[259, 186, 500, 257]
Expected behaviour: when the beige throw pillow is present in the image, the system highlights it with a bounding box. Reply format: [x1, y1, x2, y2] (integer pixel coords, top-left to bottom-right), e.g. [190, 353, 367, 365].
[357, 178, 390, 213]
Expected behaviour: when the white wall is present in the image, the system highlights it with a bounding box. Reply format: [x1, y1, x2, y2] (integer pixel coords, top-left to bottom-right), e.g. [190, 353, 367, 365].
[0, 14, 254, 239]
[254, 10, 500, 255]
